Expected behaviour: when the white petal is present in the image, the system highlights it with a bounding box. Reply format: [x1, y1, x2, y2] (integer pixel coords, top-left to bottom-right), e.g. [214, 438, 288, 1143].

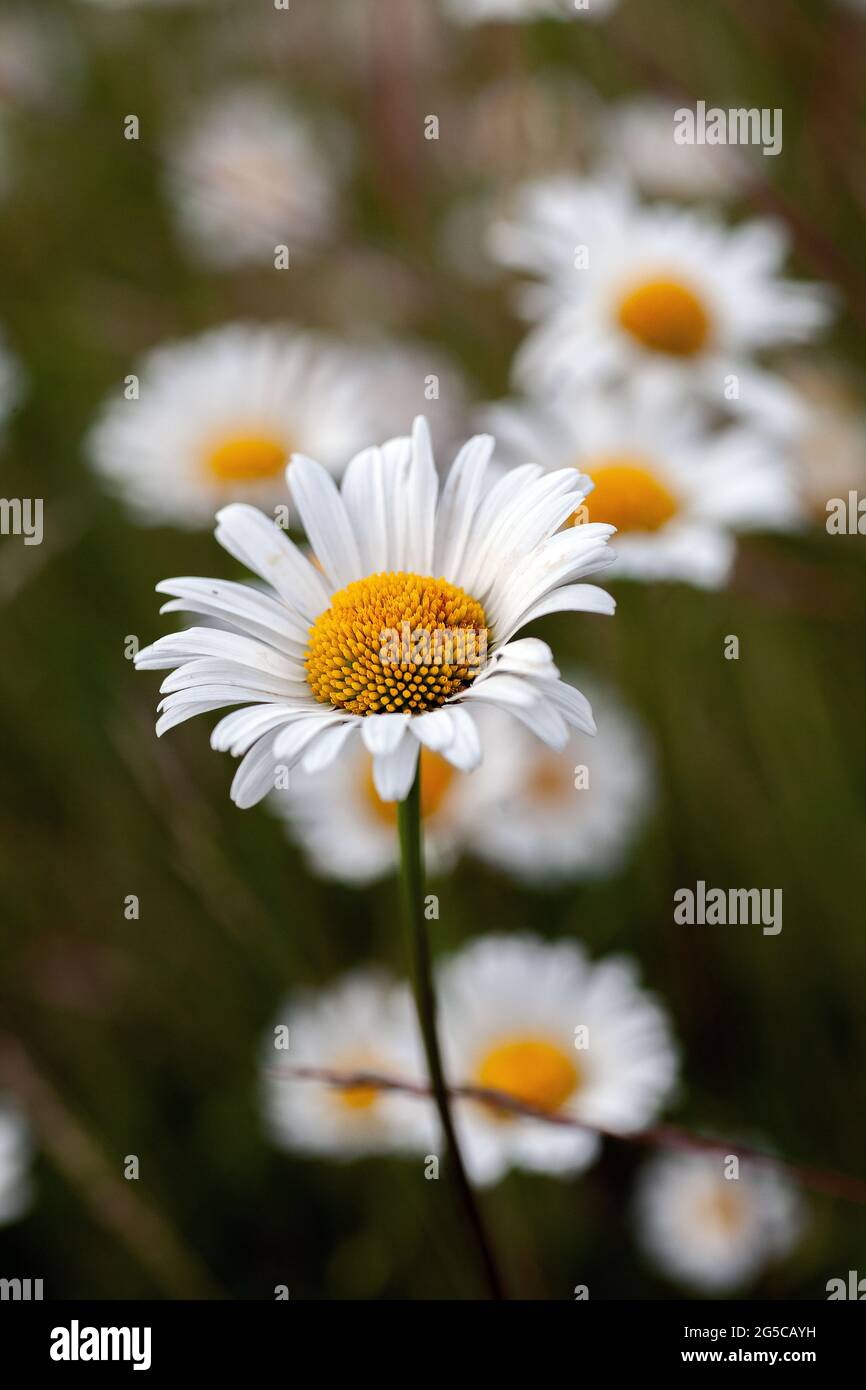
[361, 712, 410, 756]
[230, 731, 281, 810]
[439, 706, 482, 773]
[300, 720, 358, 774]
[288, 453, 363, 589]
[372, 735, 419, 802]
[211, 704, 306, 756]
[214, 505, 330, 619]
[156, 577, 308, 656]
[409, 708, 455, 752]
[433, 433, 494, 578]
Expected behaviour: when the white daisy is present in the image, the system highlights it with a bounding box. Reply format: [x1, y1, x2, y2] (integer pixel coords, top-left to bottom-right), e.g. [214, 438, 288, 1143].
[436, 935, 678, 1186]
[135, 415, 616, 807]
[0, 1097, 32, 1226]
[442, 0, 619, 24]
[486, 381, 802, 587]
[87, 324, 443, 529]
[271, 742, 475, 886]
[489, 177, 831, 425]
[634, 1149, 803, 1292]
[604, 97, 746, 200]
[164, 85, 344, 271]
[263, 969, 433, 1159]
[781, 361, 866, 521]
[465, 681, 654, 882]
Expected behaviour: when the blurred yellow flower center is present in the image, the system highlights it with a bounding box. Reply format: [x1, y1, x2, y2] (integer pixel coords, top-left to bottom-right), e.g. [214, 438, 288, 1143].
[476, 1037, 580, 1116]
[362, 746, 456, 826]
[699, 1186, 747, 1235]
[578, 457, 678, 533]
[616, 277, 710, 357]
[527, 753, 571, 805]
[333, 1055, 383, 1111]
[306, 572, 489, 716]
[205, 432, 287, 483]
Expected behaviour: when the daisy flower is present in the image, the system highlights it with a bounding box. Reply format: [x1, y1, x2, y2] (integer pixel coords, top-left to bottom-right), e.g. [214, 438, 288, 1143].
[0, 1097, 32, 1226]
[271, 742, 474, 886]
[87, 324, 448, 529]
[263, 970, 433, 1159]
[442, 0, 619, 24]
[634, 1149, 803, 1292]
[134, 416, 616, 807]
[436, 935, 677, 1186]
[604, 97, 746, 200]
[465, 681, 654, 883]
[489, 177, 831, 425]
[164, 85, 345, 272]
[486, 381, 802, 587]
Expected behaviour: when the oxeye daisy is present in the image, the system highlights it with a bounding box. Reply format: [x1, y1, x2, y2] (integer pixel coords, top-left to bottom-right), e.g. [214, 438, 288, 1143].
[271, 741, 474, 886]
[164, 85, 345, 271]
[0, 1097, 32, 1226]
[485, 382, 803, 587]
[436, 936, 678, 1187]
[465, 681, 654, 883]
[489, 177, 831, 424]
[134, 415, 615, 806]
[442, 0, 619, 23]
[86, 324, 435, 529]
[634, 1150, 803, 1292]
[263, 971, 433, 1160]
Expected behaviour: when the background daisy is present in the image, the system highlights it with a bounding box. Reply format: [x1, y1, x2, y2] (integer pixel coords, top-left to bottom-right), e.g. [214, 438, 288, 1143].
[634, 1149, 804, 1292]
[437, 935, 678, 1186]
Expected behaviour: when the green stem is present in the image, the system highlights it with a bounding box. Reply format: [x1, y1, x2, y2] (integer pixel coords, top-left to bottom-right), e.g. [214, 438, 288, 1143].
[397, 762, 506, 1301]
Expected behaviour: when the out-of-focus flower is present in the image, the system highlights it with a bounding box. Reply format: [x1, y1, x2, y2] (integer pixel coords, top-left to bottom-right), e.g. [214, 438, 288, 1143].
[135, 417, 615, 807]
[780, 361, 866, 521]
[0, 1098, 32, 1226]
[443, 72, 600, 183]
[0, 329, 24, 432]
[263, 970, 433, 1159]
[634, 1149, 803, 1292]
[164, 86, 346, 271]
[271, 743, 473, 886]
[87, 324, 455, 528]
[464, 681, 654, 881]
[486, 381, 802, 587]
[442, 0, 620, 24]
[603, 97, 746, 200]
[0, 8, 83, 114]
[437, 935, 678, 1186]
[489, 177, 831, 427]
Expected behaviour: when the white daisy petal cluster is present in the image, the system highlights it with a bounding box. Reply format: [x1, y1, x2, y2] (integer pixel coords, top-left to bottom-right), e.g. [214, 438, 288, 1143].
[0, 1097, 33, 1226]
[264, 971, 434, 1160]
[164, 86, 345, 272]
[489, 177, 831, 426]
[272, 681, 654, 886]
[442, 0, 620, 24]
[485, 379, 804, 587]
[86, 325, 465, 529]
[634, 1150, 803, 1292]
[263, 936, 677, 1181]
[135, 416, 616, 806]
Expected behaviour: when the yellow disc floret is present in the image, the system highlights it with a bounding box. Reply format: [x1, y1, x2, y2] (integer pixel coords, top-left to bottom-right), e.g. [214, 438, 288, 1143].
[616, 276, 710, 357]
[306, 571, 489, 717]
[205, 432, 287, 483]
[476, 1037, 580, 1116]
[578, 456, 678, 534]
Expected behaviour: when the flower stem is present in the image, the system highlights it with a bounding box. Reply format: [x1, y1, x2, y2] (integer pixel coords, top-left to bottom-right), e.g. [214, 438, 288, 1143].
[397, 762, 506, 1301]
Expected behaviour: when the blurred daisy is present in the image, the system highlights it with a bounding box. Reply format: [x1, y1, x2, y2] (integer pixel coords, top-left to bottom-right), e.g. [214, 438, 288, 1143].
[442, 0, 619, 23]
[465, 683, 654, 882]
[781, 362, 866, 521]
[165, 86, 345, 271]
[271, 743, 473, 886]
[0, 1097, 32, 1225]
[604, 97, 745, 200]
[486, 382, 802, 587]
[135, 416, 615, 807]
[489, 178, 831, 423]
[263, 970, 432, 1159]
[437, 935, 678, 1186]
[87, 324, 438, 528]
[634, 1150, 803, 1292]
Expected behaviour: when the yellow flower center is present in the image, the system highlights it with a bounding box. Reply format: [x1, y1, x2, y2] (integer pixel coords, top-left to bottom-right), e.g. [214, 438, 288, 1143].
[362, 746, 456, 826]
[337, 1082, 380, 1112]
[204, 432, 287, 483]
[616, 276, 710, 357]
[578, 456, 678, 534]
[526, 753, 571, 806]
[306, 572, 489, 716]
[476, 1037, 580, 1117]
[332, 1055, 382, 1112]
[699, 1186, 747, 1235]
